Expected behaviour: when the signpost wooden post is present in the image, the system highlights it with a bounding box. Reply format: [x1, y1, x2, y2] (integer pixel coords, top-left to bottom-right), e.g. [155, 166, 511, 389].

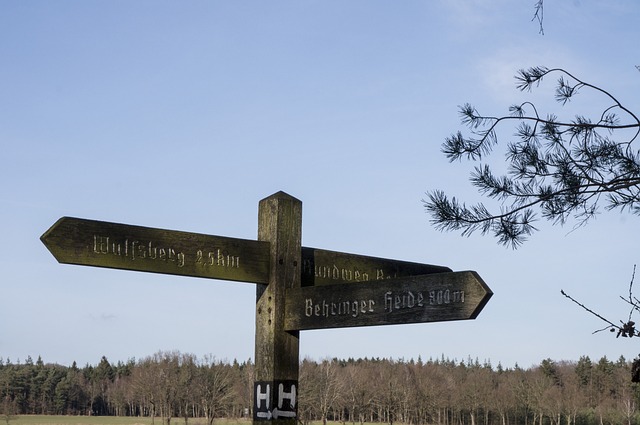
[254, 192, 302, 423]
[41, 191, 493, 425]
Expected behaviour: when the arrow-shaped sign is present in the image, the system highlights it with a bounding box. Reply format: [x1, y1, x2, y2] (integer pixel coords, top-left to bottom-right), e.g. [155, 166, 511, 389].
[284, 271, 492, 331]
[41, 217, 451, 285]
[300, 247, 450, 286]
[40, 216, 271, 284]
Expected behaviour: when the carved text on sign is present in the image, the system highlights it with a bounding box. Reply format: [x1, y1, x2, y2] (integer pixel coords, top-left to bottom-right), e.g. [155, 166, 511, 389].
[302, 261, 407, 284]
[92, 235, 245, 272]
[195, 249, 240, 269]
[384, 289, 465, 313]
[93, 235, 186, 268]
[305, 298, 376, 319]
[284, 271, 491, 331]
[303, 287, 465, 319]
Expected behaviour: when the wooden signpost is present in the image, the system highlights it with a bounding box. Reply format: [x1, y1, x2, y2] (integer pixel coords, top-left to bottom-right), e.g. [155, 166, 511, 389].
[41, 191, 493, 425]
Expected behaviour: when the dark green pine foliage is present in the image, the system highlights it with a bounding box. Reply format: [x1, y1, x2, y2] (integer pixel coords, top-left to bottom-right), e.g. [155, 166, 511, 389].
[425, 67, 640, 248]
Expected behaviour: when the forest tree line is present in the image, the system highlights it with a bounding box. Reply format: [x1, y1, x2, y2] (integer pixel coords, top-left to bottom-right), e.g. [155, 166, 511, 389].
[1, 351, 639, 425]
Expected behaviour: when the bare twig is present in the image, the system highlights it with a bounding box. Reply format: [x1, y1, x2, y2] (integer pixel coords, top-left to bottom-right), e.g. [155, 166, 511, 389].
[563, 265, 639, 338]
[627, 265, 637, 323]
[560, 289, 618, 331]
[532, 0, 544, 35]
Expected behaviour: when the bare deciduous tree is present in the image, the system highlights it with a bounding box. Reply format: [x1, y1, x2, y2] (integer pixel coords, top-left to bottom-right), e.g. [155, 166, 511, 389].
[197, 355, 234, 425]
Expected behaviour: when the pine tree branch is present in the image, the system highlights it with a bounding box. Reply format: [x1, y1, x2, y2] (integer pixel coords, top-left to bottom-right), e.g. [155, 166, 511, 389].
[426, 67, 640, 247]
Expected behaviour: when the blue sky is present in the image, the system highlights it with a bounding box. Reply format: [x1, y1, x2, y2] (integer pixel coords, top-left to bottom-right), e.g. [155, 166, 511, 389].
[1, 0, 640, 369]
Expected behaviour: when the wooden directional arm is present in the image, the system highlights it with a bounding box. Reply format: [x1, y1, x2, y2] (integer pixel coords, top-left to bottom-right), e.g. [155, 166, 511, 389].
[284, 271, 492, 331]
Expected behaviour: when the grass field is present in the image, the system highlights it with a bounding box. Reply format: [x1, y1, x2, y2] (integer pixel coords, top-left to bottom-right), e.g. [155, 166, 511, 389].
[6, 416, 254, 425]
